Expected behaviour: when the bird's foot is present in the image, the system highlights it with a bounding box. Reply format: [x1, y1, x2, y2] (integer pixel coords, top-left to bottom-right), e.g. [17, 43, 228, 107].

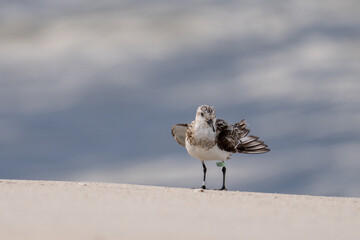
[201, 185, 207, 190]
[218, 186, 227, 191]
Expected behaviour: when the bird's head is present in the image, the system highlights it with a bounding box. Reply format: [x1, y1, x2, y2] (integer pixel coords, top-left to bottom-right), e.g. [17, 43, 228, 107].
[195, 105, 216, 132]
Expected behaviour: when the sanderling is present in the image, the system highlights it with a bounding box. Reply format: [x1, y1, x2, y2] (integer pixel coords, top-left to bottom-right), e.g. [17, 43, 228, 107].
[172, 105, 270, 190]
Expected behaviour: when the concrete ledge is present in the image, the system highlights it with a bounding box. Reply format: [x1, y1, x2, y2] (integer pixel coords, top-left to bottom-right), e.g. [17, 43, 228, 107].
[0, 179, 359, 240]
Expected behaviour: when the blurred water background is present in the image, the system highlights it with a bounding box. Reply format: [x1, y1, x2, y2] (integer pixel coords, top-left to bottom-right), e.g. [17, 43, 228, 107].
[1, 0, 359, 197]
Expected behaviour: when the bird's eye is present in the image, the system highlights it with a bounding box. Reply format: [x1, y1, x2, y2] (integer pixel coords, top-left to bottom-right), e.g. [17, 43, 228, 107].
[200, 113, 204, 117]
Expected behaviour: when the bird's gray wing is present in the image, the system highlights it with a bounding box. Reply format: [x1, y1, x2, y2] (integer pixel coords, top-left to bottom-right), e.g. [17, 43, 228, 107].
[171, 124, 188, 147]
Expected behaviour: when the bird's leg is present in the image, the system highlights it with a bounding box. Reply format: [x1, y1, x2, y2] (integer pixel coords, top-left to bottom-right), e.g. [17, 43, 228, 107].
[220, 165, 227, 191]
[201, 161, 207, 189]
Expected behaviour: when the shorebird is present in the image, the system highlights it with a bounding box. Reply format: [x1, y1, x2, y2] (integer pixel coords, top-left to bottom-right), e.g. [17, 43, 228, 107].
[171, 105, 270, 190]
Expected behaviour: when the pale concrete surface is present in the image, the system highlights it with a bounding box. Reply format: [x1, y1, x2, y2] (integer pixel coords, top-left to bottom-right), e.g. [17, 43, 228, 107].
[0, 179, 359, 240]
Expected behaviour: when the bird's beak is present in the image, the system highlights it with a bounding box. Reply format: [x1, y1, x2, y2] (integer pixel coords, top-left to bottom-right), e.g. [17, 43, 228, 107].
[207, 119, 215, 132]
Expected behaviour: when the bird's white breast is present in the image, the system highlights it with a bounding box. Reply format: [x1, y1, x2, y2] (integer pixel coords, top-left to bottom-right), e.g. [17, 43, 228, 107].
[185, 140, 231, 161]
[185, 124, 231, 161]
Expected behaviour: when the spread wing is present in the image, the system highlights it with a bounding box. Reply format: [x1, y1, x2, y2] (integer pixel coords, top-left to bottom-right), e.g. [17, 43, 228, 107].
[216, 119, 270, 154]
[171, 124, 188, 147]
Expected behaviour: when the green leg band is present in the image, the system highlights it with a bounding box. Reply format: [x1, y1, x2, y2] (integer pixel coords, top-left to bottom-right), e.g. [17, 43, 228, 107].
[216, 162, 225, 167]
